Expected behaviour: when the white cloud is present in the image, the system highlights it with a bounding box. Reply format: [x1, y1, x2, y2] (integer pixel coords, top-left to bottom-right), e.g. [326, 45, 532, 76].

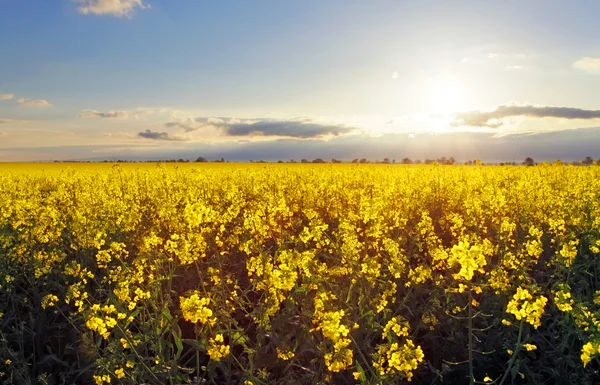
[392, 71, 398, 79]
[573, 57, 600, 72]
[73, 0, 149, 18]
[461, 57, 469, 63]
[17, 98, 52, 108]
[0, 94, 14, 101]
[488, 53, 498, 58]
[80, 110, 129, 119]
[505, 65, 524, 70]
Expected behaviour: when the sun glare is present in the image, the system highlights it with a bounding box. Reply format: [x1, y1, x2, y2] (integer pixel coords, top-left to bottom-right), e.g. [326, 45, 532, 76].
[429, 79, 463, 114]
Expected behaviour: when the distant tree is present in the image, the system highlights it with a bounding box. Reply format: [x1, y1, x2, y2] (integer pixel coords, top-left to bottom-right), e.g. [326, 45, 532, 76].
[312, 158, 325, 163]
[331, 158, 342, 163]
[474, 159, 482, 166]
[382, 158, 390, 164]
[437, 156, 447, 165]
[196, 157, 207, 162]
[301, 159, 309, 163]
[277, 160, 284, 163]
[583, 156, 594, 166]
[447, 157, 456, 165]
[351, 158, 359, 164]
[359, 158, 367, 164]
[552, 159, 563, 166]
[415, 159, 422, 164]
[523, 157, 535, 166]
[424, 159, 435, 165]
[289, 159, 297, 163]
[392, 159, 396, 164]
[401, 157, 412, 165]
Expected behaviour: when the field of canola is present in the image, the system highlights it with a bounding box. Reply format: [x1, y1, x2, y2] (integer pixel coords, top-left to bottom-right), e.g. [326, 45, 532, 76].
[2, 162, 600, 385]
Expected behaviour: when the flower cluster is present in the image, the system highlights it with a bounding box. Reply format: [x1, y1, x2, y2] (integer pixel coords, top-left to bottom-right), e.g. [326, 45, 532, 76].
[506, 287, 548, 328]
[180, 292, 215, 325]
[207, 334, 230, 361]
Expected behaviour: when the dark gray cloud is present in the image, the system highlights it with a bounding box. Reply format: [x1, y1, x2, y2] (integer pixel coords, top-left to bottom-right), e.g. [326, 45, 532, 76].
[222, 120, 353, 138]
[452, 105, 600, 128]
[165, 117, 356, 138]
[138, 129, 187, 141]
[80, 110, 129, 119]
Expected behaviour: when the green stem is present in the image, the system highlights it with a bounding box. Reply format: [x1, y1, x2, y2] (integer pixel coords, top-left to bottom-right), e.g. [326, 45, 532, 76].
[115, 323, 162, 385]
[498, 320, 523, 385]
[468, 289, 474, 385]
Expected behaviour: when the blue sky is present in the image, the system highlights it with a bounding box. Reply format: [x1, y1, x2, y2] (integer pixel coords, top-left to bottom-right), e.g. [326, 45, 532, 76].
[1, 0, 600, 161]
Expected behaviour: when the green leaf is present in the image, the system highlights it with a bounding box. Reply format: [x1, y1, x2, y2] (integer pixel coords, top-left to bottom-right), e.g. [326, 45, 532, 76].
[173, 324, 184, 361]
[183, 338, 207, 351]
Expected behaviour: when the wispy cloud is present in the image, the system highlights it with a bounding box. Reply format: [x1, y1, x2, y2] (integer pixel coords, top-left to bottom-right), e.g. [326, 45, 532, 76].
[0, 118, 24, 125]
[73, 0, 149, 18]
[0, 94, 14, 101]
[17, 98, 52, 108]
[452, 104, 600, 128]
[137, 129, 187, 141]
[505, 65, 524, 70]
[488, 53, 498, 58]
[461, 57, 469, 63]
[79, 110, 129, 119]
[573, 57, 600, 72]
[392, 71, 398, 79]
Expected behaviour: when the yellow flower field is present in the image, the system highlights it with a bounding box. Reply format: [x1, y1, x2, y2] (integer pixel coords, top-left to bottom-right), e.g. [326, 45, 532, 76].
[1, 162, 600, 384]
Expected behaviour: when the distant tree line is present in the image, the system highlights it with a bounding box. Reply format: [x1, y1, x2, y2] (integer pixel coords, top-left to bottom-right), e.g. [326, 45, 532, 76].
[51, 156, 600, 165]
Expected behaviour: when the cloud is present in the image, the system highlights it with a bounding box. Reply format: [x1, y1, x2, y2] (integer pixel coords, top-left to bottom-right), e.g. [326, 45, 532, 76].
[392, 71, 398, 79]
[180, 117, 357, 138]
[488, 53, 498, 58]
[17, 98, 52, 107]
[0, 118, 24, 125]
[165, 119, 200, 132]
[452, 104, 600, 128]
[505, 65, 524, 70]
[79, 110, 129, 119]
[0, 94, 14, 101]
[73, 0, 149, 18]
[573, 57, 600, 72]
[163, 117, 358, 139]
[461, 57, 469, 63]
[137, 129, 187, 141]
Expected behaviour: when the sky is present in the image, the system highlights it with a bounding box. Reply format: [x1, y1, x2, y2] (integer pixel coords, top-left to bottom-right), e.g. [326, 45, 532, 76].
[1, 0, 600, 162]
